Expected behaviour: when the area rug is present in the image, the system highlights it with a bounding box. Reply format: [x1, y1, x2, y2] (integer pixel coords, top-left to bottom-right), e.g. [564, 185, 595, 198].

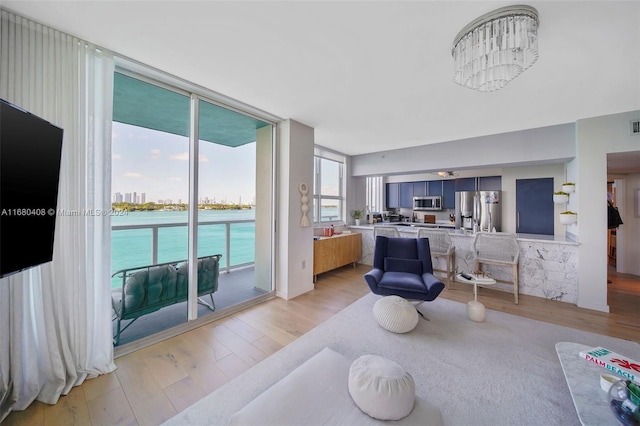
[163, 293, 640, 426]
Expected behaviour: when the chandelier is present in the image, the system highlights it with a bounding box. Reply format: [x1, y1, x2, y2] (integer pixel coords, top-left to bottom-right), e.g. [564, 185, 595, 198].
[452, 5, 539, 92]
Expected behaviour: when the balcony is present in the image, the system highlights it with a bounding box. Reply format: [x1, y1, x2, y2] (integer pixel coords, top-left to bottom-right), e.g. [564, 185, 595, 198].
[111, 219, 269, 347]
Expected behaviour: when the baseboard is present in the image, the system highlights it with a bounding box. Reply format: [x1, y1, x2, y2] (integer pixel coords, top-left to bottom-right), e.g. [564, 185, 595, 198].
[577, 300, 610, 313]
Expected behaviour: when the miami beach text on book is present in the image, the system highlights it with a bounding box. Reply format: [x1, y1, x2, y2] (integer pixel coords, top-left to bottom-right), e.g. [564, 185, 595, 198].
[579, 347, 640, 382]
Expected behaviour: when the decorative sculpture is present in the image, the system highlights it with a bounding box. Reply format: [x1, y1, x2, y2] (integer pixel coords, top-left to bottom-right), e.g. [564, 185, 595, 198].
[299, 182, 310, 227]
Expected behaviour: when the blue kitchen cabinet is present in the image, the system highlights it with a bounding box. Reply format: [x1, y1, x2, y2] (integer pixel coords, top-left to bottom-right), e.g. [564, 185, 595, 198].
[413, 181, 427, 197]
[442, 180, 456, 209]
[386, 183, 400, 209]
[455, 177, 476, 192]
[400, 182, 414, 208]
[479, 176, 502, 191]
[516, 177, 554, 235]
[427, 180, 443, 196]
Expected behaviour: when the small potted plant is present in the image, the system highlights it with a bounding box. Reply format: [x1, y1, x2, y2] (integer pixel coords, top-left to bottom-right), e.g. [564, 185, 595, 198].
[562, 182, 576, 193]
[553, 191, 569, 204]
[559, 211, 577, 225]
[351, 209, 363, 226]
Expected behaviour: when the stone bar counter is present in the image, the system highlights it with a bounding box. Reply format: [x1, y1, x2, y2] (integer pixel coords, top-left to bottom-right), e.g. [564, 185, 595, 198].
[351, 223, 578, 304]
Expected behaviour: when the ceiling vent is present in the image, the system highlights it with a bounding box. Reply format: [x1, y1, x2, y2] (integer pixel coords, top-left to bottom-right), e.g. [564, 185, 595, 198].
[632, 120, 640, 135]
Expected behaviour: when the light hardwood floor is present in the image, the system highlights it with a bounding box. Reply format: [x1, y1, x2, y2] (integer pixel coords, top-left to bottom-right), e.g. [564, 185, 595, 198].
[4, 264, 639, 425]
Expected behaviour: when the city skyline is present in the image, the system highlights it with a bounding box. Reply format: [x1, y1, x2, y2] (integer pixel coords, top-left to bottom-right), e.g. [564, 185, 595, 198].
[112, 121, 257, 203]
[113, 191, 253, 206]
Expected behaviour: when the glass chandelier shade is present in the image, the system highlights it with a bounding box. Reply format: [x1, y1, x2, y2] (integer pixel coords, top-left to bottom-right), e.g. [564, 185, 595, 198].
[452, 5, 539, 92]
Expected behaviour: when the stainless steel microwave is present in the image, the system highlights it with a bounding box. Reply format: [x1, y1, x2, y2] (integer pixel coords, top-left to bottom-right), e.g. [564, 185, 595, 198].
[413, 196, 441, 211]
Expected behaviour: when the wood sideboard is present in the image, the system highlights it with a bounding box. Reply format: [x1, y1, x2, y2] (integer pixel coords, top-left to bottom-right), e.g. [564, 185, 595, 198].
[313, 232, 362, 281]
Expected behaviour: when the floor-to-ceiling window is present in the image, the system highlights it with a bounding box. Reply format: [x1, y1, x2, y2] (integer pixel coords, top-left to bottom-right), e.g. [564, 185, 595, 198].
[110, 71, 275, 348]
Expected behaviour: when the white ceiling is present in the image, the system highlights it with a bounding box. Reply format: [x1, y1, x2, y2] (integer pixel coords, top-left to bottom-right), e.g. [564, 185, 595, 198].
[3, 1, 640, 161]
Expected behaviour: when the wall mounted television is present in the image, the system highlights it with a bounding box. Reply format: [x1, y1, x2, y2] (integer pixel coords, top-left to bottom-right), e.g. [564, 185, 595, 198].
[0, 99, 64, 278]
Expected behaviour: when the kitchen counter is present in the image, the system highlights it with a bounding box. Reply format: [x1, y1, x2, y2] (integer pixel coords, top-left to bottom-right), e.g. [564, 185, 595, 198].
[352, 223, 578, 304]
[350, 223, 576, 244]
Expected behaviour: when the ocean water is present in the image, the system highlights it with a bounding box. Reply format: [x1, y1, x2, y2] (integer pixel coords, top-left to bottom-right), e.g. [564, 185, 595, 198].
[111, 209, 256, 288]
[110, 206, 340, 288]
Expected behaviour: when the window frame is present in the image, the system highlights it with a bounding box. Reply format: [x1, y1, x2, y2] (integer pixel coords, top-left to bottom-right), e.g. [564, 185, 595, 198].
[313, 153, 345, 224]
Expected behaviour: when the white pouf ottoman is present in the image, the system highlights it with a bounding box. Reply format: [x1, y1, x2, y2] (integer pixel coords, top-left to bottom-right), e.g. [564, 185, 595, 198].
[348, 354, 416, 420]
[373, 295, 419, 333]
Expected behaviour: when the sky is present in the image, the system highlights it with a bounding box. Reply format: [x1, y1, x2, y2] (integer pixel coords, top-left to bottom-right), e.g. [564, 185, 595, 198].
[112, 122, 256, 204]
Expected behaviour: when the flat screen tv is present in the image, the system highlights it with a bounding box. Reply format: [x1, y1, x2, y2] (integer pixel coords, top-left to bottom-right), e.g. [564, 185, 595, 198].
[0, 99, 64, 278]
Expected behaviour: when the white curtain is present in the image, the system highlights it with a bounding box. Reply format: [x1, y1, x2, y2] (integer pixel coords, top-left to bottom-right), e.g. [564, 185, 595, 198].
[0, 10, 116, 420]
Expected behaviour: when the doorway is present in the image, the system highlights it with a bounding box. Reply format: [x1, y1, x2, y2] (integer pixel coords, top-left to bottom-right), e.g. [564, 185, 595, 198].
[606, 151, 640, 318]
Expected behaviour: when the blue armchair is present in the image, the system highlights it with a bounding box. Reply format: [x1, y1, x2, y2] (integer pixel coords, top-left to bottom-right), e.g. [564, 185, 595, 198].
[364, 236, 445, 308]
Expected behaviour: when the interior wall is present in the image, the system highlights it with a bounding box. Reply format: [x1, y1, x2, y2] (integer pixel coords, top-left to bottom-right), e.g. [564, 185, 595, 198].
[346, 171, 366, 226]
[276, 119, 315, 300]
[351, 123, 575, 177]
[575, 110, 640, 312]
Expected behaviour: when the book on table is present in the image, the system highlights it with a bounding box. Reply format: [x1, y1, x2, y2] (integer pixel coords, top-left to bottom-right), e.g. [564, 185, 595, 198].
[579, 347, 640, 382]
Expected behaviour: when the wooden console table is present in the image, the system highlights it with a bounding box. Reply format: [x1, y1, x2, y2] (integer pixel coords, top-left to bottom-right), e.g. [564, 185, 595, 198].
[313, 232, 361, 282]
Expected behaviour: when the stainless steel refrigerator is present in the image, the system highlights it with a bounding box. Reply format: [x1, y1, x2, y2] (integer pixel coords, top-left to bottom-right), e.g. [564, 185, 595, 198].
[455, 191, 501, 232]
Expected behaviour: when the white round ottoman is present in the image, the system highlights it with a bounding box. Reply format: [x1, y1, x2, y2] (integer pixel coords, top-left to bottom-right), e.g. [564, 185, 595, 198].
[348, 354, 416, 420]
[373, 296, 419, 333]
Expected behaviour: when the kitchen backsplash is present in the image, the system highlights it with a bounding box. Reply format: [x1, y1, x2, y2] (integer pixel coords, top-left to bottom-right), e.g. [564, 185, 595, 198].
[397, 207, 454, 223]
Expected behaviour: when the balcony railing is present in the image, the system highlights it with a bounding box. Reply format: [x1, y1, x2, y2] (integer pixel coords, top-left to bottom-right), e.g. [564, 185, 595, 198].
[112, 219, 255, 274]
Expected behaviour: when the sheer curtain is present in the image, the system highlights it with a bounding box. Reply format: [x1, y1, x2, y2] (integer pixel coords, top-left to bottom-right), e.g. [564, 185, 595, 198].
[0, 10, 116, 420]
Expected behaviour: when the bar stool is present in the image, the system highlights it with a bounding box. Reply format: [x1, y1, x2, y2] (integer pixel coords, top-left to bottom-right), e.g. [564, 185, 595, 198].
[417, 228, 455, 288]
[472, 232, 520, 304]
[374, 225, 400, 238]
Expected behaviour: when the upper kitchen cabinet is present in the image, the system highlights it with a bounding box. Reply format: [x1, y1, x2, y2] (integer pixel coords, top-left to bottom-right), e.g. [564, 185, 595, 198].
[386, 183, 400, 209]
[479, 176, 502, 191]
[442, 180, 456, 209]
[427, 180, 443, 196]
[400, 182, 414, 208]
[413, 181, 427, 197]
[454, 177, 476, 192]
[387, 182, 419, 208]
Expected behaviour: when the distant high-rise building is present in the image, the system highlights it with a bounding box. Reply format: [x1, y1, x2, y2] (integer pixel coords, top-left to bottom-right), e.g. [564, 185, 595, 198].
[239, 196, 242, 205]
[125, 193, 132, 203]
[114, 192, 123, 203]
[141, 193, 146, 204]
[133, 192, 137, 205]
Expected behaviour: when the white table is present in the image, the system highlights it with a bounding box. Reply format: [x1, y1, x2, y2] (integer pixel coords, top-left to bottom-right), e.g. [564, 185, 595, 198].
[456, 273, 496, 322]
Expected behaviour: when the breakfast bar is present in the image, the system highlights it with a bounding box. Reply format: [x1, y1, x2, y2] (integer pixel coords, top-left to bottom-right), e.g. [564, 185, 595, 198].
[352, 224, 578, 304]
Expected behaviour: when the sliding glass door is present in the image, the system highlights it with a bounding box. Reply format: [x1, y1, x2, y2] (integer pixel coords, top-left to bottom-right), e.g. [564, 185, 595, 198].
[111, 72, 274, 346]
[192, 98, 274, 322]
